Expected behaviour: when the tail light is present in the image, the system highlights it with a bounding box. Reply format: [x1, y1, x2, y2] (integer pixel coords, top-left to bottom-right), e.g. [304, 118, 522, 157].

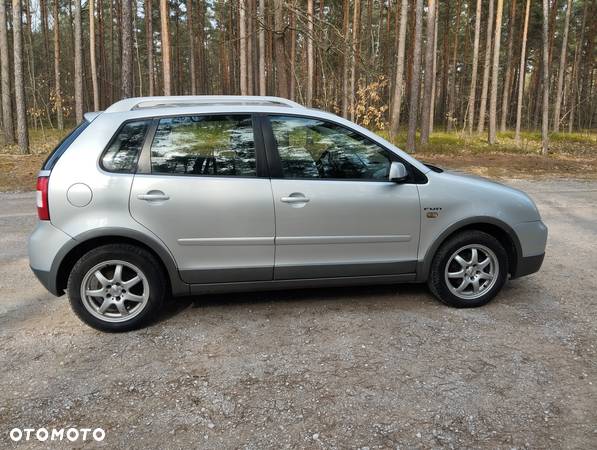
[36, 176, 50, 220]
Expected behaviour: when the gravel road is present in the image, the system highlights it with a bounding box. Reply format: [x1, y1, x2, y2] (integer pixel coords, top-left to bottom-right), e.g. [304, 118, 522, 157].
[1, 179, 596, 449]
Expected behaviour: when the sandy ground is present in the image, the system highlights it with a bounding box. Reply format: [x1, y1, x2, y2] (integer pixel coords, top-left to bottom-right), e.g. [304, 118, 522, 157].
[0, 179, 596, 449]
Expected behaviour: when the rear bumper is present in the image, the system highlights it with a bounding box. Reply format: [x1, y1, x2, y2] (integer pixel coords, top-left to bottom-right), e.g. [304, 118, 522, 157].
[511, 253, 545, 279]
[31, 267, 61, 296]
[28, 221, 74, 297]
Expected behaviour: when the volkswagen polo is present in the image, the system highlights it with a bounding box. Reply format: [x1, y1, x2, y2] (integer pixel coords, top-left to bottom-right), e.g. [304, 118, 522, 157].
[28, 96, 547, 331]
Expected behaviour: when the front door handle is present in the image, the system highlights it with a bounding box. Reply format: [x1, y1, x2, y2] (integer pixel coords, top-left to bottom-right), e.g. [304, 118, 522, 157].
[281, 195, 310, 204]
[137, 191, 170, 201]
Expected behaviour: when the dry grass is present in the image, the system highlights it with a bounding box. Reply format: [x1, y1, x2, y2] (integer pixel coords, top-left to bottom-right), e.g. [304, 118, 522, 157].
[1, 127, 596, 192]
[381, 129, 597, 180]
[0, 128, 69, 192]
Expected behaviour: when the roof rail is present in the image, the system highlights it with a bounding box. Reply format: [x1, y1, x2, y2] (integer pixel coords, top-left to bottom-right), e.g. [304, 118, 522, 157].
[104, 96, 303, 113]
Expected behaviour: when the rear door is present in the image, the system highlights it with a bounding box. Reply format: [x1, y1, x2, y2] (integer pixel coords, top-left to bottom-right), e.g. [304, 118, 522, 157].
[129, 114, 275, 284]
[264, 115, 421, 280]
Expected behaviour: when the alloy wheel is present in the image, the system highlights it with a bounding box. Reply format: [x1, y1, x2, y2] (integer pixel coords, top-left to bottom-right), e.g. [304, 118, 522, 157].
[444, 244, 499, 300]
[80, 260, 149, 323]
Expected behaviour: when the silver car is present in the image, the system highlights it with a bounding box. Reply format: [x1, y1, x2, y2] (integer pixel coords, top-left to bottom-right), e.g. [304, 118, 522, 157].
[28, 96, 547, 332]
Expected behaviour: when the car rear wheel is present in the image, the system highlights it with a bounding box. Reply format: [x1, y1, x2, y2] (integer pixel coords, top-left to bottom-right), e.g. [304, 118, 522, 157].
[67, 244, 166, 332]
[428, 230, 508, 308]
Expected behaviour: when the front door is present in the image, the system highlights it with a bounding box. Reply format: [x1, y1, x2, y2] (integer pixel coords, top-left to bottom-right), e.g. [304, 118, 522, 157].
[264, 115, 421, 280]
[130, 114, 275, 284]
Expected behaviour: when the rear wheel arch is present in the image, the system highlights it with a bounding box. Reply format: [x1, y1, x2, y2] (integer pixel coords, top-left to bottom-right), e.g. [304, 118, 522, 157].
[418, 218, 521, 282]
[54, 229, 188, 296]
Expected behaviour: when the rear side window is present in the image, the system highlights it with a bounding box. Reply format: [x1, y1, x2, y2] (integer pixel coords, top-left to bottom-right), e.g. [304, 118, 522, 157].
[42, 120, 90, 170]
[101, 120, 151, 173]
[150, 115, 256, 177]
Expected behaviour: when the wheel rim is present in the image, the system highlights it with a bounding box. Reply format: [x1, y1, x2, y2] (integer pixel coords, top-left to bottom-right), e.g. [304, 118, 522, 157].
[444, 244, 499, 300]
[80, 260, 150, 323]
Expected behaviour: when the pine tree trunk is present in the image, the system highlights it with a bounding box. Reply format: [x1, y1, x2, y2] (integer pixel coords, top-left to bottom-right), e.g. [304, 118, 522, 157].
[341, 0, 350, 117]
[306, 0, 314, 106]
[145, 0, 154, 96]
[12, 0, 29, 152]
[133, 0, 143, 96]
[196, 0, 206, 93]
[568, 1, 588, 133]
[53, 0, 63, 130]
[89, 0, 100, 109]
[389, 0, 407, 138]
[121, 0, 133, 98]
[40, 0, 50, 71]
[258, 0, 266, 95]
[288, 0, 295, 100]
[274, 0, 288, 98]
[239, 0, 247, 95]
[108, 0, 115, 104]
[541, 0, 549, 154]
[23, 0, 40, 130]
[499, 0, 516, 131]
[547, 0, 559, 67]
[515, 0, 530, 143]
[174, 6, 180, 93]
[577, 1, 597, 130]
[160, 0, 171, 95]
[429, 0, 438, 133]
[0, 0, 14, 142]
[488, 0, 503, 144]
[466, 0, 482, 134]
[446, 0, 461, 131]
[477, 0, 494, 133]
[406, 0, 423, 152]
[98, 0, 107, 106]
[349, 0, 361, 121]
[553, 0, 572, 132]
[74, 0, 83, 121]
[188, 0, 196, 95]
[247, 0, 255, 95]
[419, 0, 436, 144]
[438, 2, 450, 126]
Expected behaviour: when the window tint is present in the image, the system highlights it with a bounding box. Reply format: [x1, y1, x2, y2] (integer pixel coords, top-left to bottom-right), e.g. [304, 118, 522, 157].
[101, 120, 150, 173]
[150, 115, 256, 177]
[269, 116, 393, 180]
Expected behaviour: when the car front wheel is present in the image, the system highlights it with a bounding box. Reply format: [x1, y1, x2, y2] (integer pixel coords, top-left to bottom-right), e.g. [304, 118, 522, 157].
[428, 230, 509, 308]
[67, 244, 166, 332]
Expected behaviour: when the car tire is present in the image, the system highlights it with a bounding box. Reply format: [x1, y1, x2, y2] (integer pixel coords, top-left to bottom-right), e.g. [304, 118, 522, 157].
[67, 244, 166, 332]
[428, 230, 509, 308]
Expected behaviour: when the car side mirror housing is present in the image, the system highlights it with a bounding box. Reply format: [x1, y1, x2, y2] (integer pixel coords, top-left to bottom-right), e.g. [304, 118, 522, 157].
[389, 162, 409, 183]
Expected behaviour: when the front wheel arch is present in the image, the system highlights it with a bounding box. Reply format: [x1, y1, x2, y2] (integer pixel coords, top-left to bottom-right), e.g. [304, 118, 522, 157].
[418, 219, 520, 282]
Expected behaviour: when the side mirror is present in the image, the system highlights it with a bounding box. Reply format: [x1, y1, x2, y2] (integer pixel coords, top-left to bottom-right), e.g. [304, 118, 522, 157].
[389, 162, 408, 183]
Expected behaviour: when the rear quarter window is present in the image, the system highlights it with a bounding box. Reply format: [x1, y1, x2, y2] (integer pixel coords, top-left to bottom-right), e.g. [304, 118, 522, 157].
[42, 120, 90, 171]
[101, 120, 151, 173]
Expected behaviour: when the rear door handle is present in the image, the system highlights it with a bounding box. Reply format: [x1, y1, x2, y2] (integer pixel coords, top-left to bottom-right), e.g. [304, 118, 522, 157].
[137, 192, 170, 201]
[281, 196, 310, 204]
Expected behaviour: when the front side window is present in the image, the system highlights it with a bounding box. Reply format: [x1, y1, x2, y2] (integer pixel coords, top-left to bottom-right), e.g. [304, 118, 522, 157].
[101, 120, 150, 173]
[269, 116, 393, 180]
[150, 115, 256, 177]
